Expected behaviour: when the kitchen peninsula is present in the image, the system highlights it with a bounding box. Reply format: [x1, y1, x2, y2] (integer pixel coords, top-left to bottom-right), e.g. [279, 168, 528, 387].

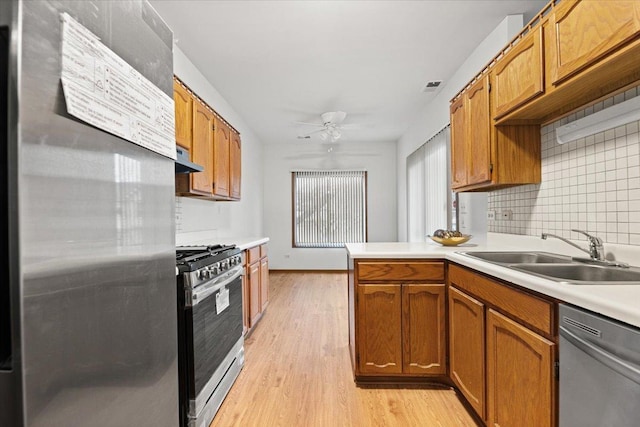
[346, 237, 640, 427]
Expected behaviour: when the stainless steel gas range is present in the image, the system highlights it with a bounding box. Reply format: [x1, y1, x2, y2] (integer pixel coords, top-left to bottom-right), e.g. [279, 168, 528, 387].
[176, 245, 245, 427]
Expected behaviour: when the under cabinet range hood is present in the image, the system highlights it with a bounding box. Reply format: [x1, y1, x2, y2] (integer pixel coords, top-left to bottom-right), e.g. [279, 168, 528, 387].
[175, 146, 204, 173]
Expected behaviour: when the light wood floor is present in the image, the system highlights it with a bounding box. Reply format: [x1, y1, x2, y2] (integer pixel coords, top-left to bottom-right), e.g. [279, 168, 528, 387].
[210, 271, 479, 427]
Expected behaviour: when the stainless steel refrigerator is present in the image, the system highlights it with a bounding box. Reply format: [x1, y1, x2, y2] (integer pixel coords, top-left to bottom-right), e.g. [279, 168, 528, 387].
[0, 1, 179, 426]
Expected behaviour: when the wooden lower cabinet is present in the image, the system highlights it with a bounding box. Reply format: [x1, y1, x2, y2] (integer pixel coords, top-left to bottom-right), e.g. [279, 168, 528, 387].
[486, 309, 555, 427]
[357, 284, 403, 375]
[244, 244, 269, 334]
[449, 287, 486, 420]
[349, 259, 558, 426]
[355, 281, 446, 377]
[248, 261, 261, 327]
[260, 257, 269, 312]
[402, 284, 446, 375]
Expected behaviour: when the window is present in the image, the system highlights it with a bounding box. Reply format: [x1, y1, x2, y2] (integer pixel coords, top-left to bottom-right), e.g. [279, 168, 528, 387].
[292, 170, 367, 248]
[406, 126, 455, 241]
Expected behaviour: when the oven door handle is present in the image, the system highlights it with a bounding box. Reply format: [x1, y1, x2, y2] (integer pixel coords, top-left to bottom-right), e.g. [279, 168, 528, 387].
[191, 265, 244, 306]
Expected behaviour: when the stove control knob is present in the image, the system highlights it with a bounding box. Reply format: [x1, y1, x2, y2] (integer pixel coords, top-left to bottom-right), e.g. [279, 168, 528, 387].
[211, 265, 220, 275]
[198, 270, 208, 280]
[220, 260, 229, 270]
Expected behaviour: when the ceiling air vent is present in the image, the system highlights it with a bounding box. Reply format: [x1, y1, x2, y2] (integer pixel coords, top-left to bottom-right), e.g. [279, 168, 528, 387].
[422, 80, 443, 92]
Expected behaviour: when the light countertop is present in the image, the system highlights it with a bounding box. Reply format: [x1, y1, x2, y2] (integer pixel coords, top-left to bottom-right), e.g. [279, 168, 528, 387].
[346, 241, 640, 329]
[178, 236, 269, 251]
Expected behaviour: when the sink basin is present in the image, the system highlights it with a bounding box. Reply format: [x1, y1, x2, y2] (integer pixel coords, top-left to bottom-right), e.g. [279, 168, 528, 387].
[462, 251, 572, 265]
[510, 263, 640, 285]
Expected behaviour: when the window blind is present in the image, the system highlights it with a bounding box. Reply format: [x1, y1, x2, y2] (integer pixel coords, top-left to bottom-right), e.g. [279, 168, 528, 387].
[292, 170, 367, 248]
[406, 126, 452, 241]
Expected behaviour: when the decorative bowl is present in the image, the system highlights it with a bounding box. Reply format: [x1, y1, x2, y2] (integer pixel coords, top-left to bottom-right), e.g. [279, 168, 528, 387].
[428, 234, 472, 246]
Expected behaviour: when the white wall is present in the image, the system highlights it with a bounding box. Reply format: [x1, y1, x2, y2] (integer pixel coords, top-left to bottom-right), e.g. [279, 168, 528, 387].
[396, 15, 524, 242]
[173, 47, 265, 244]
[263, 141, 397, 269]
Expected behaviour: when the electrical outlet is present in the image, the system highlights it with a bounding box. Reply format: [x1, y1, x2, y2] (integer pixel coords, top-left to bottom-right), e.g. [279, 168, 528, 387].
[487, 210, 496, 220]
[501, 210, 513, 220]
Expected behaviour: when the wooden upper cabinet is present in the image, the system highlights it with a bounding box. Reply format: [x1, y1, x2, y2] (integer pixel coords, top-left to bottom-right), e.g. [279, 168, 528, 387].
[450, 97, 467, 189]
[487, 309, 555, 427]
[402, 284, 446, 375]
[551, 0, 640, 85]
[230, 130, 241, 200]
[173, 77, 241, 201]
[213, 118, 231, 198]
[492, 27, 544, 119]
[450, 75, 497, 190]
[466, 76, 492, 185]
[357, 284, 403, 375]
[449, 287, 486, 421]
[191, 99, 214, 195]
[173, 80, 193, 150]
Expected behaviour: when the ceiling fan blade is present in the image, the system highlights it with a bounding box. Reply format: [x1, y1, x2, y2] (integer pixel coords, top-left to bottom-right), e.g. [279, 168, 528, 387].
[298, 128, 327, 139]
[295, 121, 324, 127]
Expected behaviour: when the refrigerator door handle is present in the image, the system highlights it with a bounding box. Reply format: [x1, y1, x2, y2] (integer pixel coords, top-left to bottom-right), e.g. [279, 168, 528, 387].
[560, 325, 640, 384]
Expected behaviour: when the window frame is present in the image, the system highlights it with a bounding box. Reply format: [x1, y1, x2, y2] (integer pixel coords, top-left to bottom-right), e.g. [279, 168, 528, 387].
[291, 170, 368, 249]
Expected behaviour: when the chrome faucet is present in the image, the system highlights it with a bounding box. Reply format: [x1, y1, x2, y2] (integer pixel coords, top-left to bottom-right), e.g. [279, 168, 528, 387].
[541, 229, 605, 261]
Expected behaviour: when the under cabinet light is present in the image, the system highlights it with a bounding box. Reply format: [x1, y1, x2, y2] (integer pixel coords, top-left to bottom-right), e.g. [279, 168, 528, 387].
[555, 95, 640, 144]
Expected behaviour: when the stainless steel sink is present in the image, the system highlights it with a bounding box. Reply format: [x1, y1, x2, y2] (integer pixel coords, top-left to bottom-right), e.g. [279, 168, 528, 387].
[510, 263, 640, 285]
[460, 251, 640, 285]
[462, 251, 572, 265]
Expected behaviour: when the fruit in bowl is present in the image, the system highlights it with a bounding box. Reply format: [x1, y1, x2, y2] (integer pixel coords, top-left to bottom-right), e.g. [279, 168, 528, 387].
[428, 229, 471, 246]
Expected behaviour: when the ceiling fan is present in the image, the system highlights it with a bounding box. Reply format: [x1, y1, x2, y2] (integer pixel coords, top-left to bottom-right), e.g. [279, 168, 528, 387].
[297, 111, 350, 142]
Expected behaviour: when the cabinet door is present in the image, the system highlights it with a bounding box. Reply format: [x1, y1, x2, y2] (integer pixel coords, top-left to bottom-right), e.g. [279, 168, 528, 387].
[450, 96, 467, 189]
[260, 257, 269, 312]
[213, 118, 230, 197]
[191, 99, 214, 195]
[230, 130, 241, 199]
[248, 262, 261, 328]
[551, 0, 640, 85]
[242, 273, 249, 335]
[487, 309, 555, 427]
[449, 287, 485, 420]
[402, 284, 446, 375]
[492, 27, 544, 119]
[173, 80, 193, 150]
[466, 76, 492, 185]
[357, 284, 402, 374]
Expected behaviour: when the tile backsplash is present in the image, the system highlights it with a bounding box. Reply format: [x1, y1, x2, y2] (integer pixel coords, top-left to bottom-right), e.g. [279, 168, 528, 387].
[488, 84, 640, 246]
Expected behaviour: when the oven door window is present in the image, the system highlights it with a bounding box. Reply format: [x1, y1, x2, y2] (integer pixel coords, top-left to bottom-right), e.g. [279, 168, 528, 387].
[190, 275, 243, 397]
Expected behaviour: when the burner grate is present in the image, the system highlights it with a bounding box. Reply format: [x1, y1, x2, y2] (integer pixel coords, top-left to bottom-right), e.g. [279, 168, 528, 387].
[176, 244, 239, 272]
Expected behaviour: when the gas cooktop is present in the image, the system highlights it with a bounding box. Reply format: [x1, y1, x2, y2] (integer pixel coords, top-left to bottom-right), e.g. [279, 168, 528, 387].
[176, 244, 241, 273]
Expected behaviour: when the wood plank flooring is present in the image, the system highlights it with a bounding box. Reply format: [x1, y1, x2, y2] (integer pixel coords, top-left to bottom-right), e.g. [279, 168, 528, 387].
[210, 271, 479, 427]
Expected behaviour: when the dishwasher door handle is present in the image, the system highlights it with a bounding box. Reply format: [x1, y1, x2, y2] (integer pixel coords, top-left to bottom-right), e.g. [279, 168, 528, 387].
[561, 325, 640, 385]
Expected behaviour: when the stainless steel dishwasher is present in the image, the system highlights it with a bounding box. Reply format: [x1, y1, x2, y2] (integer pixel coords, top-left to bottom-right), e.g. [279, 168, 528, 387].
[559, 304, 640, 427]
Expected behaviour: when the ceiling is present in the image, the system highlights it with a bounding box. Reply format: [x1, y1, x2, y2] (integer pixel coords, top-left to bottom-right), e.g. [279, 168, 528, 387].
[151, 0, 547, 145]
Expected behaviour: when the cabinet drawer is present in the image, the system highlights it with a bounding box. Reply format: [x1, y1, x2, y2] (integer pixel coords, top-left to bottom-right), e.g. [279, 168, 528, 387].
[449, 264, 554, 336]
[260, 244, 267, 258]
[247, 246, 261, 265]
[357, 261, 444, 282]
